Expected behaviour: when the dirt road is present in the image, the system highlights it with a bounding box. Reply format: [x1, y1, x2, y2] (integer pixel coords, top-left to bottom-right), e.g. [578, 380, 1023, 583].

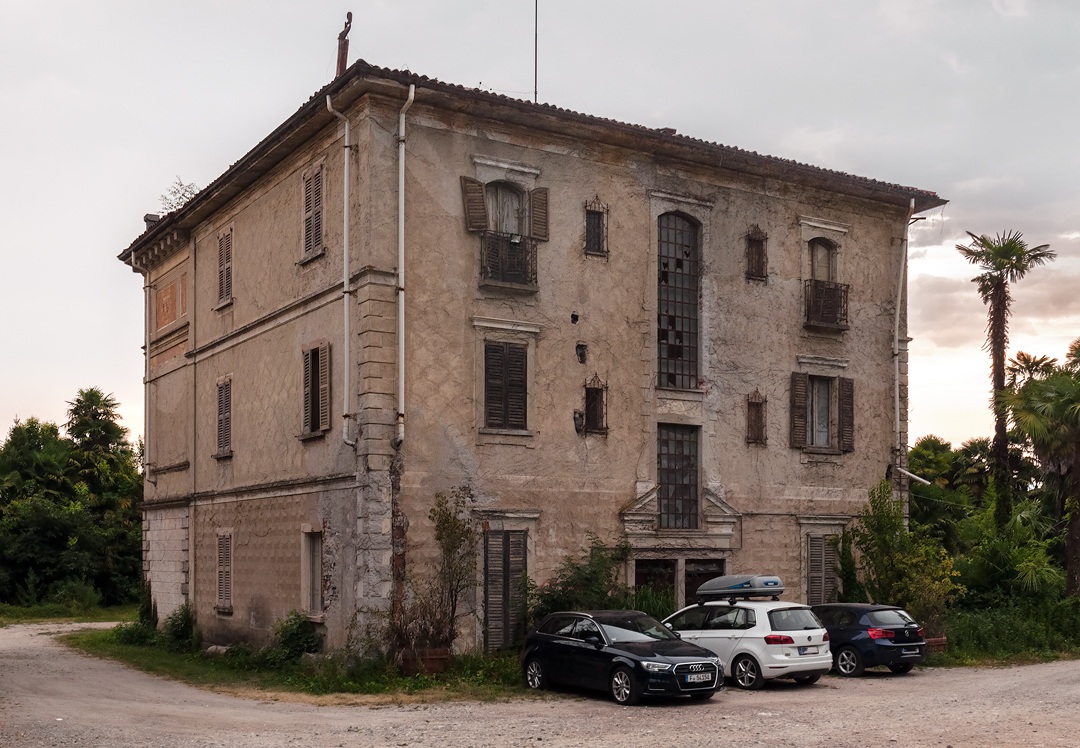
[2, 622, 1079, 747]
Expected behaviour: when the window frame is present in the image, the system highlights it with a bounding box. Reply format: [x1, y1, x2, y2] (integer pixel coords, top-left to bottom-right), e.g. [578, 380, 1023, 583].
[584, 195, 609, 257]
[301, 526, 324, 619]
[215, 529, 233, 614]
[656, 212, 701, 391]
[301, 163, 326, 262]
[790, 372, 855, 453]
[214, 375, 233, 459]
[301, 341, 331, 438]
[806, 534, 840, 606]
[484, 340, 528, 431]
[215, 227, 233, 308]
[745, 224, 768, 281]
[583, 374, 608, 435]
[746, 389, 767, 445]
[656, 423, 700, 530]
[484, 529, 528, 652]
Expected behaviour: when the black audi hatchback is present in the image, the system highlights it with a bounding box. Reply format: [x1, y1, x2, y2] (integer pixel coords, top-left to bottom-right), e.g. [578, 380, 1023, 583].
[521, 610, 723, 705]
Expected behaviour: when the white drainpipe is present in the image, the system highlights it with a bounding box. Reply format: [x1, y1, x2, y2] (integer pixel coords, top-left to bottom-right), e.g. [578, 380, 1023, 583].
[326, 95, 356, 448]
[894, 198, 916, 458]
[395, 84, 415, 449]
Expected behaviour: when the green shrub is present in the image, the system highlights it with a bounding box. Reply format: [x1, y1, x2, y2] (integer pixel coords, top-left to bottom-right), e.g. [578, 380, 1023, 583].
[114, 620, 159, 646]
[162, 602, 198, 652]
[273, 610, 323, 661]
[944, 599, 1080, 660]
[48, 579, 101, 612]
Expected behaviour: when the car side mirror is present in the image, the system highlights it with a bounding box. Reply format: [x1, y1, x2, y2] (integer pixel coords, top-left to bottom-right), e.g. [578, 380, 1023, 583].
[584, 634, 602, 646]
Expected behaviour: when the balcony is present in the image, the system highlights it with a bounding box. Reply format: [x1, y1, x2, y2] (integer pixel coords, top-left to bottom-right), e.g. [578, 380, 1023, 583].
[804, 279, 849, 330]
[480, 231, 537, 291]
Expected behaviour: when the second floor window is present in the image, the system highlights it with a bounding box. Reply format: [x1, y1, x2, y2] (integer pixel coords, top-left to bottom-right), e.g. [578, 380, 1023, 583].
[461, 177, 548, 288]
[217, 228, 233, 305]
[216, 377, 233, 457]
[484, 341, 527, 430]
[302, 342, 330, 435]
[790, 372, 854, 452]
[302, 165, 324, 259]
[805, 238, 849, 329]
[657, 423, 699, 530]
[657, 212, 700, 389]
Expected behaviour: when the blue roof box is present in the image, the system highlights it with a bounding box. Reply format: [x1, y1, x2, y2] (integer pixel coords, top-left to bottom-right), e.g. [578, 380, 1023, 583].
[696, 574, 785, 600]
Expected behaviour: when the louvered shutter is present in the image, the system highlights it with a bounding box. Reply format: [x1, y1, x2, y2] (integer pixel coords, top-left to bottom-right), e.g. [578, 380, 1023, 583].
[807, 535, 825, 605]
[304, 167, 323, 255]
[839, 377, 855, 452]
[302, 349, 313, 433]
[790, 372, 808, 448]
[217, 380, 232, 454]
[506, 344, 527, 430]
[461, 177, 488, 232]
[529, 187, 549, 241]
[507, 531, 527, 645]
[484, 530, 528, 652]
[218, 231, 233, 302]
[484, 342, 505, 428]
[318, 341, 331, 431]
[217, 534, 232, 608]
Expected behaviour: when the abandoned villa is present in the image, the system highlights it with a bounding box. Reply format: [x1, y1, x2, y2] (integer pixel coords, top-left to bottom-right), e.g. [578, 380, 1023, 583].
[119, 58, 946, 650]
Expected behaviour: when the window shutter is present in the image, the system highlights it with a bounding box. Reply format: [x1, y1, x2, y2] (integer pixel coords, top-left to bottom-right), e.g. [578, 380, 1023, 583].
[747, 390, 767, 445]
[484, 530, 528, 652]
[318, 341, 331, 431]
[790, 372, 808, 448]
[217, 231, 233, 302]
[302, 349, 313, 433]
[506, 344, 527, 430]
[217, 380, 232, 454]
[461, 177, 489, 232]
[529, 187, 549, 242]
[217, 533, 232, 607]
[484, 342, 506, 427]
[303, 168, 324, 255]
[839, 377, 855, 452]
[807, 535, 824, 605]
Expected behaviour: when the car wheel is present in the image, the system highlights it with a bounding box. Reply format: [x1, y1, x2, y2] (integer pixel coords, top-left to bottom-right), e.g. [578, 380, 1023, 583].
[732, 655, 765, 690]
[887, 662, 914, 675]
[524, 658, 546, 690]
[609, 666, 641, 705]
[835, 646, 864, 677]
[793, 674, 820, 685]
[689, 691, 715, 701]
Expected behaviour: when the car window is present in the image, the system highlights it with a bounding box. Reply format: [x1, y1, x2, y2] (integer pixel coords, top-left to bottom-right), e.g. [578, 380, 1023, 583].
[815, 608, 837, 626]
[601, 615, 677, 642]
[666, 607, 712, 632]
[708, 607, 752, 630]
[838, 611, 857, 626]
[867, 609, 916, 626]
[572, 619, 603, 642]
[541, 615, 579, 637]
[768, 607, 823, 631]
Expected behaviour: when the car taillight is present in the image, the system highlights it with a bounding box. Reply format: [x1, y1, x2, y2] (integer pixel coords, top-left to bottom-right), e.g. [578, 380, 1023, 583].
[764, 634, 794, 645]
[823, 632, 830, 642]
[917, 627, 924, 637]
[867, 627, 895, 639]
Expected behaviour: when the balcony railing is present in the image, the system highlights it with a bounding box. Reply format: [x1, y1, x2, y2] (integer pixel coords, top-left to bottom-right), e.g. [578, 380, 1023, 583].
[804, 279, 849, 330]
[480, 231, 537, 289]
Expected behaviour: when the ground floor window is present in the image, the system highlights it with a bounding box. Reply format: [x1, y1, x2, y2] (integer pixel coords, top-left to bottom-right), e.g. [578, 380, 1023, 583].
[634, 557, 726, 609]
[806, 534, 840, 605]
[484, 530, 527, 652]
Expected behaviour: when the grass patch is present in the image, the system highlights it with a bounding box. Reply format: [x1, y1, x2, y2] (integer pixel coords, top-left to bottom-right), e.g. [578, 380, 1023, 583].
[61, 626, 529, 702]
[0, 603, 137, 627]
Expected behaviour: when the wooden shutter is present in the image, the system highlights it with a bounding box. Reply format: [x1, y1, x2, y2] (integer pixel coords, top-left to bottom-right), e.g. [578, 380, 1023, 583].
[304, 167, 323, 255]
[217, 230, 233, 302]
[839, 377, 855, 452]
[461, 176, 488, 232]
[484, 342, 506, 428]
[217, 533, 232, 608]
[485, 530, 528, 652]
[302, 348, 313, 433]
[747, 390, 767, 445]
[506, 344, 527, 430]
[807, 535, 839, 605]
[529, 187, 549, 241]
[790, 372, 808, 448]
[217, 379, 232, 454]
[318, 341, 330, 431]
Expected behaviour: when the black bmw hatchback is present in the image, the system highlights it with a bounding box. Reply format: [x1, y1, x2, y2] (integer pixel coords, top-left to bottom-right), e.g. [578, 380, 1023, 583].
[812, 603, 926, 676]
[521, 610, 723, 705]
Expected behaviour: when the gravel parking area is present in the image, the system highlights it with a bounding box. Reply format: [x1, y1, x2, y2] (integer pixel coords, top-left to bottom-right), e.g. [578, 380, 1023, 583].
[2, 622, 1079, 747]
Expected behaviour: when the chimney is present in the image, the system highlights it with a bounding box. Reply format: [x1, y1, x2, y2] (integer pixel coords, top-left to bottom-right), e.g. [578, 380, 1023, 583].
[336, 12, 352, 77]
[143, 214, 161, 231]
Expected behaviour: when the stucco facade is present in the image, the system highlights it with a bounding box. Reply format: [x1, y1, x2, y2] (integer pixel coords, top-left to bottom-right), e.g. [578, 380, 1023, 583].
[120, 60, 945, 650]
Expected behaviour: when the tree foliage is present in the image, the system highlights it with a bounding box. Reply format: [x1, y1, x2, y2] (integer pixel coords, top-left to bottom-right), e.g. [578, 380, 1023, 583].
[0, 389, 142, 605]
[159, 176, 200, 213]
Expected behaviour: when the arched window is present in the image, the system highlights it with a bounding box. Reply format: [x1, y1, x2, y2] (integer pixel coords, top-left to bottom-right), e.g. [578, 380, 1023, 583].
[809, 238, 835, 281]
[485, 181, 525, 234]
[657, 212, 700, 389]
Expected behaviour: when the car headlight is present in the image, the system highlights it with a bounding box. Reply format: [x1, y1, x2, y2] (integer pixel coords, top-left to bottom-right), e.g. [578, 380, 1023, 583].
[641, 661, 672, 672]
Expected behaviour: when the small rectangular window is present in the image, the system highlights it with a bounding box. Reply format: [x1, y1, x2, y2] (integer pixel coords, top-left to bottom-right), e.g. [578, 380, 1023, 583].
[584, 197, 608, 256]
[215, 377, 232, 457]
[302, 529, 323, 614]
[216, 531, 233, 613]
[745, 225, 767, 281]
[217, 229, 233, 305]
[746, 389, 767, 445]
[584, 375, 607, 434]
[302, 342, 330, 436]
[484, 341, 528, 430]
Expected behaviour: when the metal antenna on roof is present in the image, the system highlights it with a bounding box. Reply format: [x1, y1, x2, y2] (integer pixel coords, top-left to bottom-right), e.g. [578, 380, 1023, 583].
[533, 0, 538, 103]
[336, 12, 353, 78]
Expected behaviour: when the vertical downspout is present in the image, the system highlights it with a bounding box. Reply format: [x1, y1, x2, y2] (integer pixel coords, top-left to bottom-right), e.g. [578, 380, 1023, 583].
[395, 84, 414, 448]
[894, 198, 916, 468]
[189, 234, 197, 609]
[327, 96, 356, 448]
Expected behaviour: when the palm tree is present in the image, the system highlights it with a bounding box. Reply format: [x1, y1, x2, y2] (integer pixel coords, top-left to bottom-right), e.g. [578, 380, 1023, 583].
[65, 388, 126, 454]
[956, 231, 1054, 528]
[1004, 365, 1080, 594]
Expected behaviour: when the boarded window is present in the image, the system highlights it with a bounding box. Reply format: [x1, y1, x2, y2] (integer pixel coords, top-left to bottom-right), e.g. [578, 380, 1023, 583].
[657, 213, 699, 389]
[216, 378, 232, 457]
[217, 229, 233, 304]
[745, 224, 768, 281]
[302, 342, 331, 435]
[484, 530, 527, 652]
[484, 341, 527, 430]
[747, 389, 767, 445]
[635, 559, 676, 594]
[303, 166, 324, 257]
[216, 532, 233, 612]
[657, 424, 699, 529]
[807, 535, 840, 605]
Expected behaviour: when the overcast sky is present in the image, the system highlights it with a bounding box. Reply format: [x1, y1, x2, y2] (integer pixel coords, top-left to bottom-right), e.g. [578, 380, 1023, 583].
[1, 0, 1077, 452]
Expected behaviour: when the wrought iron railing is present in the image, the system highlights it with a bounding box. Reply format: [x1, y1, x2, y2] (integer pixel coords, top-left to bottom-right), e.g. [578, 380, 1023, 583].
[480, 231, 537, 288]
[804, 279, 850, 329]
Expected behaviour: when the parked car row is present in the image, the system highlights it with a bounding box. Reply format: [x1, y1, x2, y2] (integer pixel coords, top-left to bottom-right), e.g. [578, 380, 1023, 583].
[520, 575, 928, 705]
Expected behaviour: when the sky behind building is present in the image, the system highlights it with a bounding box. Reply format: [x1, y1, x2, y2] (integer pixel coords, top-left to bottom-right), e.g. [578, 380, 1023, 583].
[1, 0, 1077, 452]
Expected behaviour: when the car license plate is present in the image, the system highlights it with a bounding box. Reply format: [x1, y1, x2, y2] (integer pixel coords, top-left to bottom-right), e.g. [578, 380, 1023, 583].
[902, 648, 919, 655]
[798, 646, 818, 655]
[685, 672, 712, 683]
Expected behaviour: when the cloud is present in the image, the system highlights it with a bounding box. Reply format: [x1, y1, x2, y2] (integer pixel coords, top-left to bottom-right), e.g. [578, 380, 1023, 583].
[992, 0, 1030, 18]
[908, 274, 989, 349]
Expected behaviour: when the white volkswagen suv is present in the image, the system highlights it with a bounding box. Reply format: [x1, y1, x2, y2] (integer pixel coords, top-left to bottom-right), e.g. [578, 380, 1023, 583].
[663, 575, 831, 690]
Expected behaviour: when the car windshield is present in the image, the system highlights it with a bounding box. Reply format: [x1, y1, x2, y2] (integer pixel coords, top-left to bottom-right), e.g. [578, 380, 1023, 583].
[599, 615, 678, 643]
[867, 609, 916, 626]
[767, 607, 823, 631]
